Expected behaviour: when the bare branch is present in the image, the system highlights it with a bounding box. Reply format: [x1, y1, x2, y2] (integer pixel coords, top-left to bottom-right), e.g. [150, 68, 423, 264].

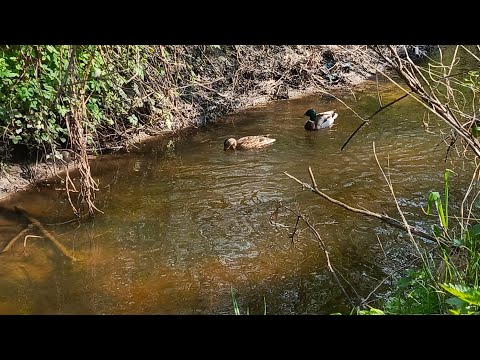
[284, 168, 438, 243]
[341, 91, 412, 151]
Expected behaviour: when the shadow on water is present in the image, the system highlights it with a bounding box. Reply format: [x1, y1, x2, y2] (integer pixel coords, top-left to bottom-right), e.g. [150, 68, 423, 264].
[1, 51, 478, 314]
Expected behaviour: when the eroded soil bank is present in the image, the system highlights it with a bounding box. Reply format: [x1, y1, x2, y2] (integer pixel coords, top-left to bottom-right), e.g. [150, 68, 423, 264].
[0, 45, 433, 202]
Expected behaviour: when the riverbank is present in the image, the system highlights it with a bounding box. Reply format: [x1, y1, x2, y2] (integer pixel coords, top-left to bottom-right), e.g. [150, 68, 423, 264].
[0, 45, 434, 203]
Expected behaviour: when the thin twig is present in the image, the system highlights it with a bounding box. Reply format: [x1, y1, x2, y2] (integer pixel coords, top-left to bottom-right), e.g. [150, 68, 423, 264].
[360, 256, 422, 307]
[284, 167, 438, 242]
[372, 142, 428, 262]
[341, 92, 412, 151]
[274, 202, 356, 307]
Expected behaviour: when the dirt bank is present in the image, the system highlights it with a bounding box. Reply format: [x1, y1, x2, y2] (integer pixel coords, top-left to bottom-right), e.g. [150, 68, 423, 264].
[0, 45, 434, 203]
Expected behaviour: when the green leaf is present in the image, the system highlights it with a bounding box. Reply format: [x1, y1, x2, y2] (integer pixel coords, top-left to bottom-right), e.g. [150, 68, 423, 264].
[445, 297, 466, 309]
[444, 169, 455, 229]
[134, 64, 144, 80]
[472, 126, 480, 138]
[46, 45, 58, 54]
[440, 283, 480, 306]
[127, 114, 138, 126]
[9, 135, 22, 144]
[427, 191, 447, 229]
[432, 224, 442, 237]
[58, 106, 68, 117]
[358, 307, 385, 315]
[452, 237, 464, 247]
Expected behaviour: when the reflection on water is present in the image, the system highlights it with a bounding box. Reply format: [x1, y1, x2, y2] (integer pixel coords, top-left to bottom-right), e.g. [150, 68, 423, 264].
[0, 60, 477, 314]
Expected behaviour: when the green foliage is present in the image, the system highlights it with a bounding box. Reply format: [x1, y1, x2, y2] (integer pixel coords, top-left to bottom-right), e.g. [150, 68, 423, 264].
[383, 168, 480, 315]
[440, 283, 480, 306]
[426, 169, 455, 231]
[463, 70, 480, 91]
[472, 124, 480, 138]
[441, 283, 480, 314]
[427, 192, 447, 230]
[0, 45, 240, 158]
[357, 307, 385, 315]
[0, 45, 153, 156]
[0, 46, 103, 150]
[384, 267, 441, 314]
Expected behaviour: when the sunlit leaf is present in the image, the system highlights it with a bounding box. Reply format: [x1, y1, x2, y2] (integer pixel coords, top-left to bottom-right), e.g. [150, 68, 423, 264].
[440, 283, 480, 306]
[358, 307, 385, 315]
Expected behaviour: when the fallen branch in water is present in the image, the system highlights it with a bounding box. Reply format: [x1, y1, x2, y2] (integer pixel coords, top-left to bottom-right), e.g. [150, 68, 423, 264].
[284, 167, 439, 243]
[0, 207, 78, 262]
[1, 225, 32, 253]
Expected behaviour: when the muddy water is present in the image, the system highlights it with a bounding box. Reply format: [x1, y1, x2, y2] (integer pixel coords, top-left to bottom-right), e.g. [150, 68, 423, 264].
[0, 68, 476, 314]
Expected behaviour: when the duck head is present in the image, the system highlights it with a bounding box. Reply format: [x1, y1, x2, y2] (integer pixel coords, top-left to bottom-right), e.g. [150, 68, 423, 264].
[224, 138, 237, 150]
[304, 109, 317, 122]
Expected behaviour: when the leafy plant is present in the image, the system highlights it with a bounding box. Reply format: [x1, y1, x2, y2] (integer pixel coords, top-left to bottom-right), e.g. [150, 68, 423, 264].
[384, 267, 441, 314]
[425, 169, 455, 234]
[441, 283, 480, 314]
[463, 70, 480, 91]
[357, 307, 385, 315]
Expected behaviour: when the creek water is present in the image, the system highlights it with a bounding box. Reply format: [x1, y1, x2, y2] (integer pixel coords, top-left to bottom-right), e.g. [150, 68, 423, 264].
[0, 49, 477, 314]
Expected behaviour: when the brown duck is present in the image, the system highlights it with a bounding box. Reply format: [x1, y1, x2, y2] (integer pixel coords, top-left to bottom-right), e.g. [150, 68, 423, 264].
[224, 135, 276, 150]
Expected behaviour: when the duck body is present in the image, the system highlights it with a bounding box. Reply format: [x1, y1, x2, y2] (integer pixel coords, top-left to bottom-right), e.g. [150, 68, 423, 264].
[224, 135, 276, 150]
[304, 109, 338, 130]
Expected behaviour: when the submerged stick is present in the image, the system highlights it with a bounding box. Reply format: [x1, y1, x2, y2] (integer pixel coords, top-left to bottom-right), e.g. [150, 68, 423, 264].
[1, 226, 32, 253]
[14, 207, 78, 262]
[284, 167, 438, 242]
